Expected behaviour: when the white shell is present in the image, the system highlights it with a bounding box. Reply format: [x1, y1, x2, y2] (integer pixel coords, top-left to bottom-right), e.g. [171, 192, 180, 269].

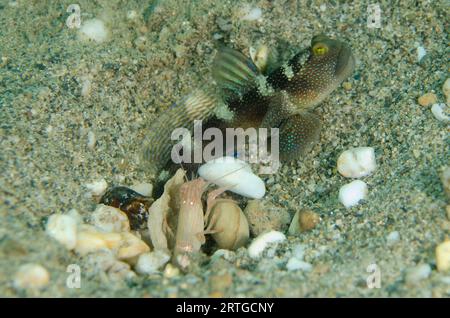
[198, 156, 266, 199]
[431, 103, 449, 122]
[338, 180, 368, 208]
[337, 147, 376, 178]
[135, 251, 171, 275]
[90, 204, 130, 233]
[13, 264, 50, 290]
[248, 230, 286, 259]
[79, 19, 109, 43]
[46, 214, 78, 250]
[85, 179, 108, 197]
[417, 46, 426, 62]
[240, 6, 262, 21]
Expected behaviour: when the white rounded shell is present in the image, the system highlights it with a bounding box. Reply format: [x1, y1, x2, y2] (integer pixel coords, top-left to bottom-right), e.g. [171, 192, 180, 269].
[337, 147, 376, 178]
[198, 156, 266, 199]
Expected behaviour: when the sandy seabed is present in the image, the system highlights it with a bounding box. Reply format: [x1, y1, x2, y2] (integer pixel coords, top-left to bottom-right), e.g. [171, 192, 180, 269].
[0, 0, 448, 297]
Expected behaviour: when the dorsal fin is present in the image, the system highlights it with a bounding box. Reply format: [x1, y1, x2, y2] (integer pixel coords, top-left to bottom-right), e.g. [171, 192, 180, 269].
[212, 47, 260, 100]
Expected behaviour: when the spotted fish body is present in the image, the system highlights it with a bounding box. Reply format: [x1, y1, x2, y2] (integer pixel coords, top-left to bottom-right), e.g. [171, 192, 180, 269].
[142, 34, 355, 174]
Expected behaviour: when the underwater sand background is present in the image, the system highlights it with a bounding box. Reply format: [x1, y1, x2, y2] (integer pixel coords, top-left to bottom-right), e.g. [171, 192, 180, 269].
[0, 0, 448, 297]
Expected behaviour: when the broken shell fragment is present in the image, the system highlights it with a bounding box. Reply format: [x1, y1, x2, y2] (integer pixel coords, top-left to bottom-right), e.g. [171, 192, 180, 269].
[90, 204, 130, 233]
[248, 230, 286, 259]
[100, 186, 153, 230]
[135, 250, 171, 275]
[74, 231, 122, 256]
[337, 147, 376, 178]
[116, 232, 150, 260]
[46, 213, 78, 250]
[288, 209, 320, 235]
[209, 200, 250, 250]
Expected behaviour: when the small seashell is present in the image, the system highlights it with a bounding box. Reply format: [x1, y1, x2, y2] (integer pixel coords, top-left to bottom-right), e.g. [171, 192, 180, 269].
[209, 200, 250, 250]
[441, 166, 450, 199]
[337, 147, 376, 178]
[239, 5, 262, 21]
[198, 156, 266, 199]
[338, 180, 368, 208]
[130, 182, 153, 197]
[288, 209, 320, 235]
[443, 78, 450, 103]
[116, 232, 150, 260]
[134, 250, 171, 275]
[85, 179, 108, 197]
[74, 230, 122, 256]
[248, 230, 286, 259]
[90, 204, 130, 233]
[100, 186, 153, 230]
[431, 103, 449, 122]
[13, 263, 50, 290]
[78, 19, 109, 43]
[46, 213, 78, 250]
[436, 240, 450, 272]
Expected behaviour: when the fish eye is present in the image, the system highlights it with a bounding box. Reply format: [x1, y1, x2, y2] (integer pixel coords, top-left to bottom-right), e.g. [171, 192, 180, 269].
[312, 43, 329, 56]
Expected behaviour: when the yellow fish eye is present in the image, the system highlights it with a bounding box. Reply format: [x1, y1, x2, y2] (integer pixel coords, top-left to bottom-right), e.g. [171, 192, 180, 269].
[313, 44, 328, 56]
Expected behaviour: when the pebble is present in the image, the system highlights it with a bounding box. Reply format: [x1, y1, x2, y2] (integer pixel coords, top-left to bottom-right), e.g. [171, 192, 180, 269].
[338, 180, 368, 208]
[436, 240, 450, 272]
[13, 264, 50, 290]
[286, 258, 313, 272]
[240, 6, 262, 21]
[404, 264, 431, 285]
[248, 230, 286, 259]
[164, 263, 180, 278]
[386, 231, 400, 245]
[115, 232, 151, 260]
[443, 78, 450, 103]
[337, 147, 376, 178]
[418, 93, 437, 107]
[431, 103, 449, 122]
[417, 46, 426, 62]
[85, 179, 108, 197]
[288, 209, 320, 235]
[79, 19, 109, 43]
[87, 131, 96, 149]
[46, 213, 78, 250]
[130, 182, 153, 197]
[135, 251, 171, 275]
[211, 249, 236, 262]
[90, 204, 130, 233]
[292, 244, 306, 260]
